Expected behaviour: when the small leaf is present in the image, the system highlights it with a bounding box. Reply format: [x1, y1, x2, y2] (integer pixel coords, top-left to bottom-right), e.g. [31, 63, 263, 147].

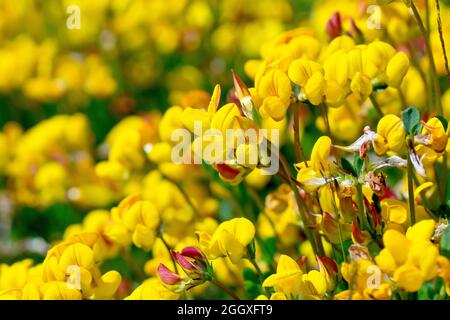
[411, 122, 423, 136]
[440, 225, 450, 259]
[353, 154, 365, 176]
[435, 115, 449, 132]
[401, 107, 421, 135]
[341, 157, 357, 177]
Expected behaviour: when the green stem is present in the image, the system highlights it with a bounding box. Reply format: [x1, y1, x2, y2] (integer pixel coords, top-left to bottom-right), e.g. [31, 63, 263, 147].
[279, 154, 325, 257]
[442, 153, 448, 201]
[407, 146, 417, 225]
[369, 94, 383, 118]
[292, 103, 306, 163]
[320, 103, 331, 137]
[210, 278, 240, 300]
[355, 183, 368, 230]
[159, 234, 178, 273]
[435, 0, 450, 84]
[411, 0, 443, 114]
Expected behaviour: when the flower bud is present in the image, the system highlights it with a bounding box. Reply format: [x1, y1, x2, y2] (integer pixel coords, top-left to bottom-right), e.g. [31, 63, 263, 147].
[326, 12, 342, 39]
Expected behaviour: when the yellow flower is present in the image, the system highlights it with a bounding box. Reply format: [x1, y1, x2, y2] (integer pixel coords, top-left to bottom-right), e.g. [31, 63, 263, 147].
[421, 117, 448, 154]
[125, 278, 179, 300]
[64, 209, 119, 261]
[262, 255, 304, 299]
[373, 114, 405, 155]
[42, 232, 121, 299]
[341, 258, 391, 300]
[255, 67, 292, 121]
[197, 217, 255, 264]
[106, 194, 160, 250]
[386, 52, 410, 88]
[263, 254, 329, 299]
[288, 59, 325, 105]
[375, 220, 440, 292]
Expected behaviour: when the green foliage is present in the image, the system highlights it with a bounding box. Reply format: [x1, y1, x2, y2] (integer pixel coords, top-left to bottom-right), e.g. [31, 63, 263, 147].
[401, 107, 421, 135]
[440, 224, 450, 259]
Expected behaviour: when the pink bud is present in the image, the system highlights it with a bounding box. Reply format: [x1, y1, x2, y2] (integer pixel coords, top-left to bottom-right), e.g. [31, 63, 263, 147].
[172, 251, 198, 271]
[181, 246, 204, 260]
[157, 264, 182, 285]
[326, 12, 342, 39]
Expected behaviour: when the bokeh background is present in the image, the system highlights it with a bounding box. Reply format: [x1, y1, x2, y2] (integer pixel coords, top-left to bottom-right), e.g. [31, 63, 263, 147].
[0, 0, 313, 276]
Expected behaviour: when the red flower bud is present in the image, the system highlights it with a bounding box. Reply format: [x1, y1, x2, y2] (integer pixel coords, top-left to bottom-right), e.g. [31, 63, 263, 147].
[157, 264, 182, 285]
[326, 12, 342, 39]
[181, 246, 204, 260]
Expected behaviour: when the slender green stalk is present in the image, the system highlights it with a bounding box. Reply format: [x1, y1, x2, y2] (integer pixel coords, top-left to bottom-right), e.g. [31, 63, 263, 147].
[319, 103, 331, 137]
[210, 278, 240, 300]
[248, 255, 272, 295]
[292, 103, 306, 163]
[411, 0, 443, 114]
[369, 94, 383, 117]
[435, 0, 450, 84]
[279, 154, 325, 256]
[407, 147, 416, 225]
[337, 223, 347, 263]
[159, 234, 178, 273]
[355, 183, 368, 230]
[443, 153, 448, 201]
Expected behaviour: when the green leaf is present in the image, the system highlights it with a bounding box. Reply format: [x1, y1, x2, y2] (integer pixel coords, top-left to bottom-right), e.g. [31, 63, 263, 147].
[440, 224, 450, 259]
[411, 122, 423, 136]
[418, 278, 445, 300]
[435, 115, 449, 132]
[341, 157, 357, 177]
[353, 154, 364, 176]
[401, 107, 421, 135]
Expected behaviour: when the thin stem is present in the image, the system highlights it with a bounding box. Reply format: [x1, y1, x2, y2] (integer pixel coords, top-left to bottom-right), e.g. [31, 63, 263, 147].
[442, 153, 448, 201]
[279, 154, 324, 256]
[159, 234, 178, 273]
[411, 0, 443, 114]
[248, 256, 273, 296]
[249, 258, 264, 279]
[435, 0, 450, 84]
[210, 278, 240, 300]
[407, 145, 416, 225]
[355, 183, 368, 230]
[319, 103, 331, 137]
[337, 223, 347, 263]
[369, 94, 384, 117]
[292, 103, 306, 163]
[398, 89, 407, 108]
